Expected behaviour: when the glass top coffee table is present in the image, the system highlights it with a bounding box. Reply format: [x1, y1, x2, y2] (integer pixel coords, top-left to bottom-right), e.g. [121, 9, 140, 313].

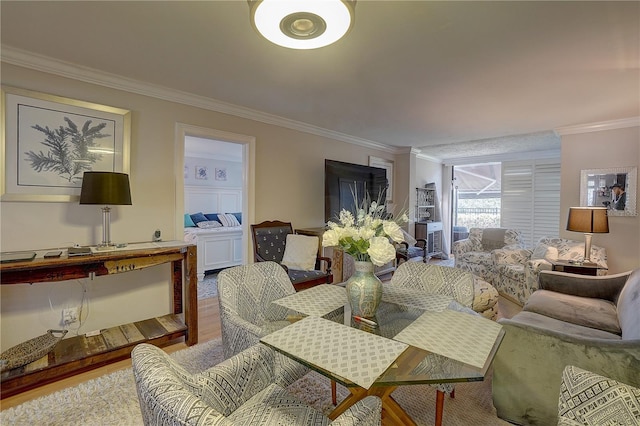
[260, 285, 505, 426]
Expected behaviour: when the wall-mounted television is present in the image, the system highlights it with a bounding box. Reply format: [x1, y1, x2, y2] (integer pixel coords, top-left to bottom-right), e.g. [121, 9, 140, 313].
[324, 159, 387, 223]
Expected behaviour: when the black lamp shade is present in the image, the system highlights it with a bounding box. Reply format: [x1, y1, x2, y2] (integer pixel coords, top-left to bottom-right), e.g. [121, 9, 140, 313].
[79, 172, 132, 205]
[566, 207, 609, 233]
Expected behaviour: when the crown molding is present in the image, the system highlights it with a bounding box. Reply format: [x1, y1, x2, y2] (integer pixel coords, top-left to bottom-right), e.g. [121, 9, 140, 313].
[555, 117, 640, 135]
[1, 45, 396, 154]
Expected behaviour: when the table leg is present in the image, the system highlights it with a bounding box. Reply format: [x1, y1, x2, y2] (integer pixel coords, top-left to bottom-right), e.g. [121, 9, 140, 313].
[329, 386, 417, 426]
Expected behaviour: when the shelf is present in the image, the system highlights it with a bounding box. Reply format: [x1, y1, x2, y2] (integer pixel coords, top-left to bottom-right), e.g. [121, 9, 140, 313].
[0, 314, 187, 398]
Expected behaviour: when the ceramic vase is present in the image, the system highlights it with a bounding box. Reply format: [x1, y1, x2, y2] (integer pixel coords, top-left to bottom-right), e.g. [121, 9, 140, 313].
[345, 260, 383, 319]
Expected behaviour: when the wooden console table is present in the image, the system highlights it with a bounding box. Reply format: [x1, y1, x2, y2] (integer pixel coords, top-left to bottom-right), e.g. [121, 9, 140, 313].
[0, 241, 197, 398]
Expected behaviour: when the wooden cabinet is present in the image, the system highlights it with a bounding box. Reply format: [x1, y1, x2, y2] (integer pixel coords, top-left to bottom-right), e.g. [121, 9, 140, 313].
[0, 242, 197, 398]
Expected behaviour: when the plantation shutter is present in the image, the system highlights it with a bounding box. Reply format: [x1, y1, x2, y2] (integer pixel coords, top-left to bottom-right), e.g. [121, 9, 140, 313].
[501, 158, 561, 247]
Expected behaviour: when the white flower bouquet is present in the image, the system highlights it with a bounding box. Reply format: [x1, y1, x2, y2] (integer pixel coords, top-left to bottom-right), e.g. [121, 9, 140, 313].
[322, 198, 408, 266]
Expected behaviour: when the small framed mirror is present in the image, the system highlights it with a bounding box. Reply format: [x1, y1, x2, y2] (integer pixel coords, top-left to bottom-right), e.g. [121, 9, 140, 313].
[580, 166, 637, 216]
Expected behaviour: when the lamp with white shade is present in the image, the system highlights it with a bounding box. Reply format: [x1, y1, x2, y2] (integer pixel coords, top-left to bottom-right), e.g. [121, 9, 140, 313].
[79, 171, 132, 250]
[565, 207, 609, 264]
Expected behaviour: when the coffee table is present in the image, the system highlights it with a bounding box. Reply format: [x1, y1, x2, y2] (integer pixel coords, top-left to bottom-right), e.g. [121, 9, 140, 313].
[260, 285, 505, 426]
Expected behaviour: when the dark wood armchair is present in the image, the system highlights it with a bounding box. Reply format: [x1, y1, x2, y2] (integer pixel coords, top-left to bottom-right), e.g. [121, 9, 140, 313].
[250, 220, 332, 291]
[395, 238, 429, 265]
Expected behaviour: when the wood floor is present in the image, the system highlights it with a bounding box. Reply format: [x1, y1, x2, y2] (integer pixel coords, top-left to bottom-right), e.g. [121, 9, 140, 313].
[1, 289, 522, 411]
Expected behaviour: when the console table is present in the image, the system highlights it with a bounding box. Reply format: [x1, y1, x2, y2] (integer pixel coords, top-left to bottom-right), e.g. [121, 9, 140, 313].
[0, 241, 197, 398]
[551, 260, 603, 276]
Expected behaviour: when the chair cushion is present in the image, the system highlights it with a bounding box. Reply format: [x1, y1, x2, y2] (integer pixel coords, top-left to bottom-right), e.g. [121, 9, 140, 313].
[227, 383, 330, 425]
[288, 269, 328, 285]
[508, 311, 622, 340]
[558, 365, 640, 426]
[524, 289, 621, 335]
[281, 234, 318, 271]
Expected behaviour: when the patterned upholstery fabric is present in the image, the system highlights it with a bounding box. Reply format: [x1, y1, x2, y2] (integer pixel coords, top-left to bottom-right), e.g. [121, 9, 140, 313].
[390, 261, 499, 320]
[251, 221, 332, 288]
[558, 365, 640, 426]
[493, 238, 608, 305]
[453, 228, 525, 284]
[217, 262, 308, 387]
[132, 343, 382, 426]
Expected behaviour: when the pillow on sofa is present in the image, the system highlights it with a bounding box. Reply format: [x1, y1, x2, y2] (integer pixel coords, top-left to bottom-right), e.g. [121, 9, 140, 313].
[184, 214, 196, 227]
[197, 221, 222, 229]
[218, 213, 240, 227]
[190, 212, 208, 225]
[204, 213, 220, 222]
[531, 244, 558, 262]
[281, 234, 318, 271]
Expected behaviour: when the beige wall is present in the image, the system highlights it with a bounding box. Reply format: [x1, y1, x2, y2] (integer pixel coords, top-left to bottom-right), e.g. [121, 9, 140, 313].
[560, 126, 640, 273]
[0, 64, 396, 348]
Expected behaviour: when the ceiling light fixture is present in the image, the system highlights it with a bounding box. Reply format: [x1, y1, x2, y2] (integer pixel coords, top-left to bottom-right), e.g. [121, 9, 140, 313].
[248, 0, 356, 49]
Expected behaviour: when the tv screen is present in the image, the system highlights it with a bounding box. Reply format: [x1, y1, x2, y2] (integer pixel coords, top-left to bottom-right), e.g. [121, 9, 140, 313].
[324, 159, 387, 223]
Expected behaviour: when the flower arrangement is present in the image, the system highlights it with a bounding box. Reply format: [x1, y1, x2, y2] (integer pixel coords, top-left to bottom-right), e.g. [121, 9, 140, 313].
[322, 197, 408, 266]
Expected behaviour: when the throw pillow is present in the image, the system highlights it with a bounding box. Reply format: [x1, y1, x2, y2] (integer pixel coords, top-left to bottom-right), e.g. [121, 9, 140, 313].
[184, 213, 196, 227]
[190, 212, 208, 225]
[224, 213, 241, 227]
[531, 244, 549, 260]
[231, 212, 242, 224]
[204, 213, 220, 222]
[197, 221, 222, 229]
[281, 234, 318, 271]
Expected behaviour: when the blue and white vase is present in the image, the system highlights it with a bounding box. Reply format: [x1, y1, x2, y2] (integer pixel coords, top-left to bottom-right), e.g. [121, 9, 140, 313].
[346, 261, 383, 319]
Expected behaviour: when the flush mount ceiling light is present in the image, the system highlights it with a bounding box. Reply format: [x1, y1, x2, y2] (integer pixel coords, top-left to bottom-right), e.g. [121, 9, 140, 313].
[248, 0, 356, 49]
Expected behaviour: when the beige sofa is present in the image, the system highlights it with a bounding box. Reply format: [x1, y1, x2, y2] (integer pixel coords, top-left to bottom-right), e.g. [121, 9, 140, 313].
[492, 237, 608, 305]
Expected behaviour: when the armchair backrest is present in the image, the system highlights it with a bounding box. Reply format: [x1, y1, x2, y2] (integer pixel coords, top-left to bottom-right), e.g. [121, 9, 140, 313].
[218, 262, 295, 327]
[390, 262, 475, 309]
[251, 220, 293, 263]
[618, 269, 640, 340]
[468, 228, 525, 252]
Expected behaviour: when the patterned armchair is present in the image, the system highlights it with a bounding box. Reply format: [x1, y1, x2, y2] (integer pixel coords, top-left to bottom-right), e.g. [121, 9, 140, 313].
[388, 262, 498, 426]
[251, 220, 332, 291]
[217, 262, 307, 384]
[558, 365, 640, 426]
[132, 342, 382, 425]
[452, 227, 525, 284]
[493, 237, 608, 305]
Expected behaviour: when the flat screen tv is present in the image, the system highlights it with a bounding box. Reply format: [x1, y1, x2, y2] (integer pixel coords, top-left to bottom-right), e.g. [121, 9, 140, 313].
[325, 159, 387, 223]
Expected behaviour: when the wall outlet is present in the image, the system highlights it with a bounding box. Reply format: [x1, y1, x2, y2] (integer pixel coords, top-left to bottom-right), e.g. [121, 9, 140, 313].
[62, 307, 79, 325]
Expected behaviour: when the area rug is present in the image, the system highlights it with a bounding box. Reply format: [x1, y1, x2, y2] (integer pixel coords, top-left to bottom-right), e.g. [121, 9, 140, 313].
[197, 273, 218, 300]
[0, 338, 509, 426]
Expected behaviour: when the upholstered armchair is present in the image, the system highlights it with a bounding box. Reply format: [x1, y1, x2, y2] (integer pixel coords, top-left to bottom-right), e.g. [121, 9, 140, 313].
[492, 237, 608, 305]
[452, 227, 525, 284]
[492, 269, 640, 425]
[251, 220, 332, 291]
[132, 342, 382, 425]
[558, 365, 640, 425]
[395, 238, 429, 264]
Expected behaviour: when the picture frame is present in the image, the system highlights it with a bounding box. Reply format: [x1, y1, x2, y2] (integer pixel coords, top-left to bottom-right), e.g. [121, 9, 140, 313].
[580, 166, 637, 216]
[215, 167, 227, 181]
[1, 86, 130, 202]
[195, 165, 208, 180]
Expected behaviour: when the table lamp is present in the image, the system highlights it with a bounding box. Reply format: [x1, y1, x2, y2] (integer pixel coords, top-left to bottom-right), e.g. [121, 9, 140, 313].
[79, 171, 132, 250]
[566, 207, 609, 264]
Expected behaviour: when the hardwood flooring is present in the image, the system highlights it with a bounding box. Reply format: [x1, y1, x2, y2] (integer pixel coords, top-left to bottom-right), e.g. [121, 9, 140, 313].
[1, 287, 521, 411]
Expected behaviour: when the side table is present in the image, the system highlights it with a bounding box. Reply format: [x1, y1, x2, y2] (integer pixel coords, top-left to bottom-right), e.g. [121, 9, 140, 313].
[551, 260, 604, 276]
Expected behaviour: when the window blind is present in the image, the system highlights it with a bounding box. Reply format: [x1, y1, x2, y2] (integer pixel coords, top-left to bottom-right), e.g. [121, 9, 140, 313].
[501, 158, 561, 247]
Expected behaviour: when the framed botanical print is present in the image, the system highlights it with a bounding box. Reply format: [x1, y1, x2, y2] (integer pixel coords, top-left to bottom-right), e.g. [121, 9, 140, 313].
[1, 86, 130, 202]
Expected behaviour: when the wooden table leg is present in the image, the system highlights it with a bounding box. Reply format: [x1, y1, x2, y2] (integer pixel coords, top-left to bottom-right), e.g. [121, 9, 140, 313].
[329, 385, 417, 426]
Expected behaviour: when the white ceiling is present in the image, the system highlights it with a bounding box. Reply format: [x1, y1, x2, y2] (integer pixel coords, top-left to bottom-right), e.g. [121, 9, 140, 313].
[1, 1, 638, 160]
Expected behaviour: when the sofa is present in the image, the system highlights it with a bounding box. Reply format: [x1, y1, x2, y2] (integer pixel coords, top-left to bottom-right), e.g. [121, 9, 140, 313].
[492, 237, 608, 305]
[452, 227, 525, 284]
[492, 269, 640, 425]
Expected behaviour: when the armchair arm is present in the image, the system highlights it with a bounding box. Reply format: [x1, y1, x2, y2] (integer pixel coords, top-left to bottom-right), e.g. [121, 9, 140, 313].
[538, 270, 631, 301]
[316, 255, 332, 274]
[330, 396, 382, 426]
[197, 344, 276, 416]
[492, 248, 532, 265]
[219, 308, 265, 359]
[414, 238, 427, 249]
[452, 238, 474, 257]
